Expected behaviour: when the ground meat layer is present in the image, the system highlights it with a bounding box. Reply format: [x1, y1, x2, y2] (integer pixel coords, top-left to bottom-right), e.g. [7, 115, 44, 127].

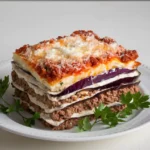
[12, 70, 139, 112]
[14, 84, 139, 121]
[20, 100, 126, 130]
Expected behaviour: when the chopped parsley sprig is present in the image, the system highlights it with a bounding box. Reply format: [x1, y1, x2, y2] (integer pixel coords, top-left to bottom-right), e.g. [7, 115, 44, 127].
[0, 76, 40, 127]
[77, 92, 150, 132]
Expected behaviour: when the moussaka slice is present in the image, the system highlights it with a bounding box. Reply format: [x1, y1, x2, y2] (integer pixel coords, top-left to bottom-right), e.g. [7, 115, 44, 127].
[12, 30, 141, 130]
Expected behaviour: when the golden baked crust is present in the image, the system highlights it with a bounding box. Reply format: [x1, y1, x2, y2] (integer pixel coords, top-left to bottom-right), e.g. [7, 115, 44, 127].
[13, 30, 140, 92]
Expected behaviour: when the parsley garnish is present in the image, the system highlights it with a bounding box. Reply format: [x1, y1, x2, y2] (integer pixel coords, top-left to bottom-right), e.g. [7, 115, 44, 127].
[60, 82, 63, 85]
[0, 76, 40, 127]
[77, 92, 150, 132]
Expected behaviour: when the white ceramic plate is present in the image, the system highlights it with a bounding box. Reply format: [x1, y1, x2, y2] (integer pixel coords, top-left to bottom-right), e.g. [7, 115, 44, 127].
[0, 60, 150, 142]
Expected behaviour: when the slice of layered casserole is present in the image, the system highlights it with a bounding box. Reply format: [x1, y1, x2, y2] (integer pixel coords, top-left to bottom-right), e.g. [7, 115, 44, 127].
[11, 30, 141, 130]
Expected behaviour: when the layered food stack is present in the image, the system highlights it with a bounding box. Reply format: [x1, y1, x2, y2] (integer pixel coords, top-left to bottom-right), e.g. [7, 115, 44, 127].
[11, 30, 141, 130]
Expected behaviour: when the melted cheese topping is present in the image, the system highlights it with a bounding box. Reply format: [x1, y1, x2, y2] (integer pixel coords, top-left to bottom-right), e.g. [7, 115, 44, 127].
[32, 35, 117, 60]
[13, 30, 140, 92]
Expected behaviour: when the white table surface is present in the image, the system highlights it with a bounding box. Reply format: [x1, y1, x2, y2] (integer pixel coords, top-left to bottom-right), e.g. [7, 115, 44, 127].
[0, 1, 150, 150]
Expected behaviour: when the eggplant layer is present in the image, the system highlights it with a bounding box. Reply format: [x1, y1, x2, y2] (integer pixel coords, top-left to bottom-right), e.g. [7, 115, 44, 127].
[12, 61, 140, 96]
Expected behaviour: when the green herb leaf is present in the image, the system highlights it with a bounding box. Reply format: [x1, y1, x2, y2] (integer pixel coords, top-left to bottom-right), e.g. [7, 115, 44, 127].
[120, 92, 132, 105]
[78, 91, 150, 132]
[15, 99, 24, 112]
[0, 76, 9, 98]
[100, 106, 119, 127]
[94, 103, 106, 119]
[24, 112, 40, 127]
[60, 82, 63, 85]
[24, 118, 35, 127]
[33, 112, 40, 119]
[0, 104, 9, 114]
[77, 117, 92, 131]
[0, 76, 40, 128]
[6, 105, 15, 113]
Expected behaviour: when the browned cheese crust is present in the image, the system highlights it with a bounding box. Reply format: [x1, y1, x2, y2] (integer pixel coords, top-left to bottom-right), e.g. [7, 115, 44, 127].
[14, 30, 140, 85]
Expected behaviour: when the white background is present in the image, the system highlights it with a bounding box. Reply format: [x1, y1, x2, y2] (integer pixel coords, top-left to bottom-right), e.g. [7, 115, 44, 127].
[0, 1, 150, 150]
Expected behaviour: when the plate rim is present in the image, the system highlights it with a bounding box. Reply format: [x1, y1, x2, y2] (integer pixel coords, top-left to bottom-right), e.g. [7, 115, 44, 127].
[0, 118, 150, 142]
